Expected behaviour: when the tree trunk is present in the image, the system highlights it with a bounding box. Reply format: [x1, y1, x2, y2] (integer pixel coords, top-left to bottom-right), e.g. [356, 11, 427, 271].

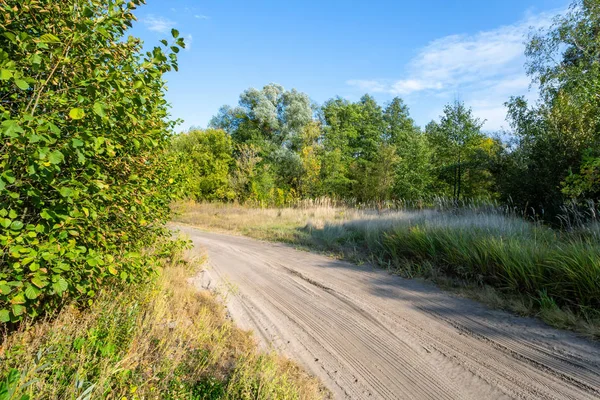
[457, 152, 462, 205]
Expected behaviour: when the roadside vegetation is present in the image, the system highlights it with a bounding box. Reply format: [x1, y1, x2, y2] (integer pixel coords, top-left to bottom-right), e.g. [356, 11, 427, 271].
[0, 241, 325, 399]
[1, 1, 324, 398]
[173, 201, 600, 338]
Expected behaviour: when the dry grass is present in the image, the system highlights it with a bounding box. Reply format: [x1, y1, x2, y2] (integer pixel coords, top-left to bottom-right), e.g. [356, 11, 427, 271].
[0, 243, 326, 399]
[172, 201, 600, 339]
[171, 200, 357, 237]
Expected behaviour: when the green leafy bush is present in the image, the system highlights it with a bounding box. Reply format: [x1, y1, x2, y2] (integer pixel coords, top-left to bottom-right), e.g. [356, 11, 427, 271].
[0, 0, 184, 323]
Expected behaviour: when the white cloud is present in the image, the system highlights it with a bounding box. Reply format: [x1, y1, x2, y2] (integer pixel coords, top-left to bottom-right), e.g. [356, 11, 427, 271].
[195, 14, 210, 20]
[345, 80, 387, 93]
[142, 15, 175, 34]
[391, 79, 443, 95]
[347, 10, 561, 130]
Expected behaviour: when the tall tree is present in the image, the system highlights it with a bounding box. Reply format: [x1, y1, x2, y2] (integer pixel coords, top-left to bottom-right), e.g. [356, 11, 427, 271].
[209, 84, 314, 197]
[384, 98, 434, 200]
[427, 101, 485, 203]
[503, 0, 600, 212]
[320, 95, 387, 201]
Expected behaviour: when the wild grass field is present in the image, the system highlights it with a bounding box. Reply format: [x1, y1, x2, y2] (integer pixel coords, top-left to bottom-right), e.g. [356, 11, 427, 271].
[172, 201, 600, 338]
[0, 243, 325, 400]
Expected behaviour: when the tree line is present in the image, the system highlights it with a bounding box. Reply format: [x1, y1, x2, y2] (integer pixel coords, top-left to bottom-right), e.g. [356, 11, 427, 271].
[173, 0, 600, 219]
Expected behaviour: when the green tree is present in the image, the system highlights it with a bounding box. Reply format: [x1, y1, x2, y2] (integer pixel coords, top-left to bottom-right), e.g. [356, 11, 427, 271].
[502, 0, 600, 214]
[297, 122, 323, 198]
[0, 0, 183, 322]
[209, 84, 314, 196]
[427, 101, 486, 203]
[383, 98, 434, 200]
[320, 95, 387, 201]
[171, 129, 235, 201]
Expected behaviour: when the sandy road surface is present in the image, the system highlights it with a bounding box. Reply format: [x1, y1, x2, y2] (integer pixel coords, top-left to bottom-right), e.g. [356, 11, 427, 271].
[175, 224, 600, 400]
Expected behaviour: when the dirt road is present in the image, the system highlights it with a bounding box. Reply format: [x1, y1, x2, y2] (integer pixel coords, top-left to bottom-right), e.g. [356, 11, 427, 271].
[176, 224, 600, 400]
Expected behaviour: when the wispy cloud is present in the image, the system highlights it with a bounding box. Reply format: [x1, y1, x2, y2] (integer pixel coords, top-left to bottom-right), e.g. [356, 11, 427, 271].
[347, 10, 561, 130]
[184, 34, 193, 51]
[195, 14, 210, 20]
[142, 15, 176, 34]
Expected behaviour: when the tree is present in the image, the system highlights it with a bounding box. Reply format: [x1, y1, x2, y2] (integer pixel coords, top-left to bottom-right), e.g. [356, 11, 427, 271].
[383, 98, 434, 200]
[503, 0, 600, 214]
[297, 122, 323, 198]
[320, 95, 388, 201]
[209, 84, 313, 197]
[0, 0, 183, 322]
[210, 84, 313, 148]
[427, 101, 486, 203]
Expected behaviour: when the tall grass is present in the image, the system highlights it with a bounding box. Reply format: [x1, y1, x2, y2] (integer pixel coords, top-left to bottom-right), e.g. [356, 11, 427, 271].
[173, 202, 600, 336]
[0, 242, 325, 399]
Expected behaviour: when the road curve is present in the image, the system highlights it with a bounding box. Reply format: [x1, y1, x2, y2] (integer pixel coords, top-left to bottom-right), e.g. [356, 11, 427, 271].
[176, 224, 600, 400]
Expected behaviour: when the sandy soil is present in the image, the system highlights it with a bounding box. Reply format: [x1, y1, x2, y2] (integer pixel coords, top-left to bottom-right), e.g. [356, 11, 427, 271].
[176, 224, 600, 400]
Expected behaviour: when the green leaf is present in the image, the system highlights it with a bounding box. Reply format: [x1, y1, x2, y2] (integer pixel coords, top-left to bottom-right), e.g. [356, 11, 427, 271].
[10, 221, 24, 231]
[28, 134, 42, 143]
[4, 32, 16, 43]
[31, 277, 47, 288]
[59, 187, 75, 197]
[0, 284, 11, 295]
[40, 210, 52, 220]
[39, 33, 61, 43]
[171, 28, 179, 38]
[93, 102, 106, 117]
[12, 304, 25, 316]
[25, 285, 40, 300]
[3, 171, 15, 184]
[48, 150, 64, 164]
[86, 257, 98, 267]
[108, 265, 118, 275]
[53, 279, 68, 294]
[69, 108, 85, 120]
[72, 138, 84, 148]
[31, 54, 42, 65]
[15, 79, 29, 90]
[11, 293, 25, 304]
[0, 309, 10, 323]
[0, 69, 12, 80]
[1, 120, 24, 137]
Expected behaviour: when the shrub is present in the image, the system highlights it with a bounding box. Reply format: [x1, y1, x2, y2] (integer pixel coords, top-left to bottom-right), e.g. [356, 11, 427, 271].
[0, 0, 184, 323]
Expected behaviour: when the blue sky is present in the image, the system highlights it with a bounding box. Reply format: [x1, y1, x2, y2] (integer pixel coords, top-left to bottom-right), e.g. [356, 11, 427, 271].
[129, 0, 568, 132]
